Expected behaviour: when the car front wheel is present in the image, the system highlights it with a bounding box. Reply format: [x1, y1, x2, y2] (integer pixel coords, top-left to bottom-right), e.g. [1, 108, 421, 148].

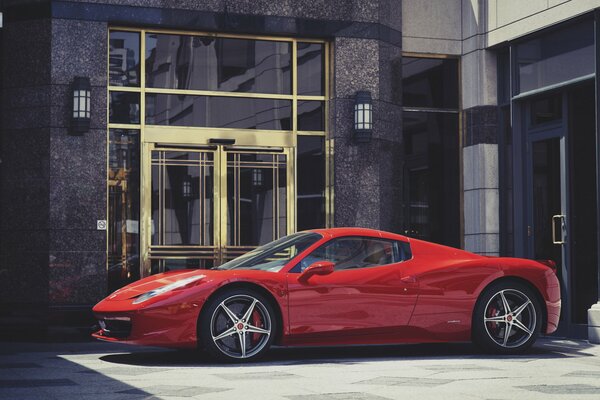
[199, 288, 276, 362]
[473, 281, 542, 354]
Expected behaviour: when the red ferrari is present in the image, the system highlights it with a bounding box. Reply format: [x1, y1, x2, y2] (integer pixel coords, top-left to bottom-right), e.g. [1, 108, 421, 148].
[93, 228, 561, 361]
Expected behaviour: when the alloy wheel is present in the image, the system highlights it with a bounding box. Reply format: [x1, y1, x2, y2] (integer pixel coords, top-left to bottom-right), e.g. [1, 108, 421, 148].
[209, 294, 272, 359]
[483, 289, 537, 349]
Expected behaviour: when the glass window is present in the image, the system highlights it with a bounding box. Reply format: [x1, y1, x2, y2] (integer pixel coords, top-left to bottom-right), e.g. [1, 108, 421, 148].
[402, 111, 460, 247]
[516, 20, 594, 94]
[402, 57, 459, 109]
[145, 33, 292, 94]
[108, 129, 140, 292]
[298, 101, 325, 131]
[295, 237, 409, 272]
[110, 92, 140, 124]
[297, 42, 324, 96]
[529, 93, 562, 126]
[297, 136, 325, 231]
[109, 31, 141, 87]
[216, 232, 322, 272]
[145, 94, 292, 130]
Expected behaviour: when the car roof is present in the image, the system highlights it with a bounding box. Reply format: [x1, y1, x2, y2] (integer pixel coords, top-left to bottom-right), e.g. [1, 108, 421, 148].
[307, 227, 410, 242]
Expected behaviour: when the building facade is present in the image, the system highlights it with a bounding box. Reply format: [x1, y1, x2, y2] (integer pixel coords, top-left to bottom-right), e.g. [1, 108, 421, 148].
[0, 0, 599, 342]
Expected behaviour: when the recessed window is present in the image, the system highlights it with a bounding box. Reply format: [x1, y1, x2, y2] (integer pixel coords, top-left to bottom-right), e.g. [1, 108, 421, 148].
[530, 94, 562, 126]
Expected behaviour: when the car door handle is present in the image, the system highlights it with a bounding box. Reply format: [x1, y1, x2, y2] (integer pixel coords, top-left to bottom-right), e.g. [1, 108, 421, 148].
[401, 275, 416, 284]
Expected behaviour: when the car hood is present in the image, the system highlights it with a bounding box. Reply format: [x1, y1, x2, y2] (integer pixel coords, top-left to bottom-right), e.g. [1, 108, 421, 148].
[105, 270, 208, 301]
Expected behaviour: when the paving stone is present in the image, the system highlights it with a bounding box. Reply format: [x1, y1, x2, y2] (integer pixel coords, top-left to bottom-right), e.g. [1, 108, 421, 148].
[0, 362, 42, 368]
[356, 376, 454, 387]
[117, 385, 229, 397]
[420, 364, 499, 371]
[90, 367, 170, 376]
[562, 370, 600, 378]
[286, 393, 391, 400]
[0, 378, 77, 388]
[214, 371, 297, 380]
[518, 384, 600, 395]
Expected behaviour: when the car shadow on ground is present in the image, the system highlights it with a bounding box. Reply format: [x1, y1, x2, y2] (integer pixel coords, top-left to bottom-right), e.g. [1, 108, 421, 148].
[99, 337, 598, 368]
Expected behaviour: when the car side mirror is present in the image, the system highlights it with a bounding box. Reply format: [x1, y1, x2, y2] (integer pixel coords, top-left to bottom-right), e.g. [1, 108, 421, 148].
[300, 261, 334, 280]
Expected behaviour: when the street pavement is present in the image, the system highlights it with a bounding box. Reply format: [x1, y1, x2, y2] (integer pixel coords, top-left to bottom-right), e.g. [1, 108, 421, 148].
[1, 338, 600, 400]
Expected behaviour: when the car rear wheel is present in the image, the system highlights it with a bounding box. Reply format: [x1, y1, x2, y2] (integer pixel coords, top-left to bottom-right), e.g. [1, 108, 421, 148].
[472, 281, 542, 354]
[199, 288, 276, 362]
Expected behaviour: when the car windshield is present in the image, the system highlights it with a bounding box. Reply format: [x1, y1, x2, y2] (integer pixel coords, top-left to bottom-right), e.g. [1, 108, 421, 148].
[214, 232, 322, 272]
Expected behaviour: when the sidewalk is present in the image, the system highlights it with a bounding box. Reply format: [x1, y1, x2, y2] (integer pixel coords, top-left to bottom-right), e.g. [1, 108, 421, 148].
[1, 338, 599, 400]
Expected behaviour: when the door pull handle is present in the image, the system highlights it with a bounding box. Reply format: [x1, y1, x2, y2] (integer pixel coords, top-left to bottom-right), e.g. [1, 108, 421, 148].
[551, 215, 566, 245]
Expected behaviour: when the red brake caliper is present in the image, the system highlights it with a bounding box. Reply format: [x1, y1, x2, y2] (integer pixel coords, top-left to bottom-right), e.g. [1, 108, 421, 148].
[251, 310, 262, 344]
[488, 307, 498, 330]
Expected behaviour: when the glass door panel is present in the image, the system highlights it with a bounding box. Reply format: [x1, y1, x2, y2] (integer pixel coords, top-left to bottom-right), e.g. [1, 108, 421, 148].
[224, 151, 288, 261]
[527, 134, 568, 333]
[149, 148, 216, 273]
[531, 138, 563, 278]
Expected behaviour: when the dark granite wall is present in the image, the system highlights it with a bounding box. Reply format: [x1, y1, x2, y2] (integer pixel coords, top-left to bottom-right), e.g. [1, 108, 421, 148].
[331, 37, 403, 231]
[0, 18, 53, 326]
[47, 19, 108, 306]
[0, 0, 403, 324]
[463, 106, 499, 146]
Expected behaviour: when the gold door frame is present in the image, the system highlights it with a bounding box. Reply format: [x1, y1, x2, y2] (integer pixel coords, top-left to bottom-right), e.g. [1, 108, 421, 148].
[107, 28, 332, 279]
[141, 130, 295, 275]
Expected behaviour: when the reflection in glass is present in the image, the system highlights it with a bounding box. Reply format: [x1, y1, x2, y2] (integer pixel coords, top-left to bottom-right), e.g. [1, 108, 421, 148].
[217, 232, 321, 272]
[531, 138, 562, 289]
[529, 94, 562, 126]
[297, 101, 325, 131]
[406, 168, 429, 240]
[227, 152, 287, 247]
[297, 42, 324, 96]
[297, 136, 325, 231]
[146, 94, 291, 130]
[145, 33, 292, 94]
[108, 129, 140, 292]
[151, 150, 214, 246]
[516, 20, 593, 94]
[402, 57, 459, 109]
[110, 92, 140, 124]
[109, 31, 140, 87]
[402, 111, 459, 247]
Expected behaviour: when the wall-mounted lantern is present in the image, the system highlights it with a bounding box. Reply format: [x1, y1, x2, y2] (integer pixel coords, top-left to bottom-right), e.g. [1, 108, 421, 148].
[71, 77, 91, 135]
[354, 90, 373, 143]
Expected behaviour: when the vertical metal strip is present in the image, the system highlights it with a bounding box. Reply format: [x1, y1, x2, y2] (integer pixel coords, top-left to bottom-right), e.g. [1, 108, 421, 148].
[292, 41, 298, 235]
[199, 152, 204, 246]
[273, 155, 278, 239]
[219, 147, 228, 264]
[236, 153, 241, 246]
[325, 41, 333, 228]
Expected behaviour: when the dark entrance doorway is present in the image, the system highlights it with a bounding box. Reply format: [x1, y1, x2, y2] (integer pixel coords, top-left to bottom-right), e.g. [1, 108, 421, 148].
[522, 83, 598, 337]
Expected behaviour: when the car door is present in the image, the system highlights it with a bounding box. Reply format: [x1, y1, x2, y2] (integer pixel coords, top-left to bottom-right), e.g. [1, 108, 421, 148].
[285, 236, 418, 342]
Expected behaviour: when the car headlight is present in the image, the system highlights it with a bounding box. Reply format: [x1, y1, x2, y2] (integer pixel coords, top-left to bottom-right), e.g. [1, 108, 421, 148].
[133, 275, 205, 304]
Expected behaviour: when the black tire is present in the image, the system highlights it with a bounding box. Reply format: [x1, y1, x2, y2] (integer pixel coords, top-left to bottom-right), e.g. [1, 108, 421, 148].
[198, 288, 277, 362]
[472, 280, 542, 354]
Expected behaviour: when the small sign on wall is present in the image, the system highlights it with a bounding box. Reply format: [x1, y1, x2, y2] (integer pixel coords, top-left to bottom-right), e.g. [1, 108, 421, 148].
[97, 220, 107, 231]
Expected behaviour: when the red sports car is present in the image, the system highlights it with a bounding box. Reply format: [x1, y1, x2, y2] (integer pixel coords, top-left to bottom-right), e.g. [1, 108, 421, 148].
[93, 228, 561, 361]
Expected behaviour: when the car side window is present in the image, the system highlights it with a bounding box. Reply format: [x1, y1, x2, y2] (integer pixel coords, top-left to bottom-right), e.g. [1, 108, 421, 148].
[296, 237, 409, 272]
